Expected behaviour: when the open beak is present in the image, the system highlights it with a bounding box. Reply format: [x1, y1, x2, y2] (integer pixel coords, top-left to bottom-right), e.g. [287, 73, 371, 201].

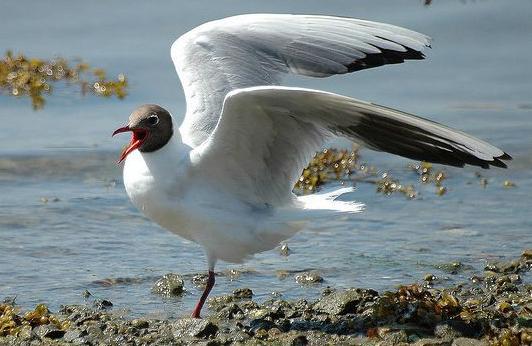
[112, 125, 148, 164]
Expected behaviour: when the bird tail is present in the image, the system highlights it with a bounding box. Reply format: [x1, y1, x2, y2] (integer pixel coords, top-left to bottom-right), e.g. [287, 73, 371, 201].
[297, 186, 364, 214]
[251, 186, 363, 254]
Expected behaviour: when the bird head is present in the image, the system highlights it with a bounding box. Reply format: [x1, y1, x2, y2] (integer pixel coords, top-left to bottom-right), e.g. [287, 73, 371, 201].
[112, 104, 173, 163]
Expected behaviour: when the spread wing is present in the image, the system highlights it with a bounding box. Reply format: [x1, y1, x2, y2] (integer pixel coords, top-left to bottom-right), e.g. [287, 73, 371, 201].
[192, 87, 511, 206]
[171, 14, 431, 147]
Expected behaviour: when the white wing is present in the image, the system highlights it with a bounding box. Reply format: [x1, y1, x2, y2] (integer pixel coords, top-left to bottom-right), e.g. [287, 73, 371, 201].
[171, 14, 431, 147]
[192, 86, 511, 206]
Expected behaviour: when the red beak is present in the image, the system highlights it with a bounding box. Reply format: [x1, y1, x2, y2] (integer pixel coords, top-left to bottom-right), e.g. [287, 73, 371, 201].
[112, 125, 148, 164]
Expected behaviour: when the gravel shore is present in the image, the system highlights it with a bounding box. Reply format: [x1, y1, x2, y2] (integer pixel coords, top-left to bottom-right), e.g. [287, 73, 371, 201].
[1, 250, 530, 345]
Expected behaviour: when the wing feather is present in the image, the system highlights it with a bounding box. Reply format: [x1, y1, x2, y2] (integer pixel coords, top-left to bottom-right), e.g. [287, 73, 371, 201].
[171, 14, 431, 147]
[193, 87, 510, 206]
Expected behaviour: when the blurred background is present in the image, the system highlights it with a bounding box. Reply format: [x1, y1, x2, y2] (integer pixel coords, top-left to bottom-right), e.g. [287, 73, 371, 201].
[1, 0, 531, 318]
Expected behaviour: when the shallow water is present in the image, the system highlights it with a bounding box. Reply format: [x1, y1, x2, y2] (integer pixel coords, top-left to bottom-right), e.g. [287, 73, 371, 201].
[1, 1, 531, 318]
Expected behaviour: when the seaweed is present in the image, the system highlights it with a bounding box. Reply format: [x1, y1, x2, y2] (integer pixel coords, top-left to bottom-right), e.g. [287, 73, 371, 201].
[0, 51, 127, 109]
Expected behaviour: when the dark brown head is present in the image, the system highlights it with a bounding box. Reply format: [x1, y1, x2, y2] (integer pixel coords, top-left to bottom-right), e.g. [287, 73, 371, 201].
[112, 104, 173, 163]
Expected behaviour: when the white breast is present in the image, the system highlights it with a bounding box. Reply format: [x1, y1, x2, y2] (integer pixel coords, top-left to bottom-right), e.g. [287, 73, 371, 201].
[121, 134, 309, 263]
[122, 137, 196, 241]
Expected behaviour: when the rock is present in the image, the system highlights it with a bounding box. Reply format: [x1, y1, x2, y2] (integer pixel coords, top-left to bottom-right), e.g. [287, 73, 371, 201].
[151, 273, 184, 296]
[517, 304, 532, 327]
[249, 318, 275, 333]
[232, 288, 253, 299]
[217, 303, 244, 320]
[288, 334, 308, 346]
[172, 318, 218, 338]
[424, 274, 438, 282]
[313, 288, 377, 315]
[382, 329, 409, 344]
[436, 261, 468, 275]
[33, 324, 66, 340]
[2, 297, 17, 305]
[208, 295, 235, 312]
[414, 338, 451, 346]
[247, 308, 271, 320]
[484, 260, 519, 274]
[92, 299, 113, 310]
[322, 287, 335, 296]
[507, 273, 521, 283]
[269, 300, 293, 319]
[279, 243, 291, 256]
[452, 338, 488, 346]
[276, 270, 290, 280]
[17, 325, 33, 340]
[295, 271, 323, 285]
[434, 323, 463, 340]
[63, 329, 85, 342]
[131, 319, 149, 329]
[192, 273, 209, 288]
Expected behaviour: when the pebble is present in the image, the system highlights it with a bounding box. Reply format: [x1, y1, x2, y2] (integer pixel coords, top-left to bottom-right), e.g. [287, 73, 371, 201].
[279, 243, 291, 256]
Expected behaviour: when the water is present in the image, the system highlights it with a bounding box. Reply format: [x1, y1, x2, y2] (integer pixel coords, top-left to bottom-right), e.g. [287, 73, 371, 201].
[1, 1, 531, 318]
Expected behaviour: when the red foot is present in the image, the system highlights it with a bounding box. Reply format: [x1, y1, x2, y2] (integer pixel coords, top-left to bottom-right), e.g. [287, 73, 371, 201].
[191, 270, 215, 318]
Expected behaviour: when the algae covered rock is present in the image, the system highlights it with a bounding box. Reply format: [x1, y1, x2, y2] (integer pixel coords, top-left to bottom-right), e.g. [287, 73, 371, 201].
[151, 273, 184, 296]
[232, 287, 253, 299]
[295, 271, 324, 285]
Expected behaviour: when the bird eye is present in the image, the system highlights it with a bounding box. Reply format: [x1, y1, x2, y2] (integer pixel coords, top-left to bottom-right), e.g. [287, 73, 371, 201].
[147, 114, 159, 126]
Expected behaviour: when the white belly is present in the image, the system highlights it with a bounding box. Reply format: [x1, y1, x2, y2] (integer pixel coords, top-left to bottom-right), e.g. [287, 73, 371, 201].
[122, 150, 302, 263]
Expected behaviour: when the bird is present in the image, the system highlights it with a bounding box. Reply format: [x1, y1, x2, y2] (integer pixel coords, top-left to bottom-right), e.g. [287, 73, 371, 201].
[112, 14, 510, 318]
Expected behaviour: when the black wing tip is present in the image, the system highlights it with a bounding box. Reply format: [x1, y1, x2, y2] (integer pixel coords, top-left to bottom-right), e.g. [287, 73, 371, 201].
[347, 46, 425, 72]
[489, 158, 507, 169]
[486, 152, 512, 169]
[499, 152, 513, 161]
[346, 36, 428, 73]
[476, 152, 511, 169]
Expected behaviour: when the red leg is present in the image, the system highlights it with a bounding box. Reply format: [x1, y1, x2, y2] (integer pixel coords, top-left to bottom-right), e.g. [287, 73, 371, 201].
[191, 270, 215, 318]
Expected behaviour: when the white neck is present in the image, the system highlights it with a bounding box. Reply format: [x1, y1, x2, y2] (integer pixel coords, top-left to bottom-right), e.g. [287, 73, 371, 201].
[124, 121, 191, 182]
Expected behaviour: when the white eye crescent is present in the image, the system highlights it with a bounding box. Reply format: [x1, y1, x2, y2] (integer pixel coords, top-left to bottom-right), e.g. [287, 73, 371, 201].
[147, 114, 159, 126]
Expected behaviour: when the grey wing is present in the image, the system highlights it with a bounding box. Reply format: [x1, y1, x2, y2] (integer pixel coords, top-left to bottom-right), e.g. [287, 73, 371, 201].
[171, 14, 431, 147]
[194, 86, 510, 206]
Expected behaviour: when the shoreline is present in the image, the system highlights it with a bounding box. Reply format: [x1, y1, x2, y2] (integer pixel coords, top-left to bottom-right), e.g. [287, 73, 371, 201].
[1, 250, 530, 345]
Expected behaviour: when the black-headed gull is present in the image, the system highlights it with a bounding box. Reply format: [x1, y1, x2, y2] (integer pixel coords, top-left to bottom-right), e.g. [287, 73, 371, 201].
[112, 14, 510, 318]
